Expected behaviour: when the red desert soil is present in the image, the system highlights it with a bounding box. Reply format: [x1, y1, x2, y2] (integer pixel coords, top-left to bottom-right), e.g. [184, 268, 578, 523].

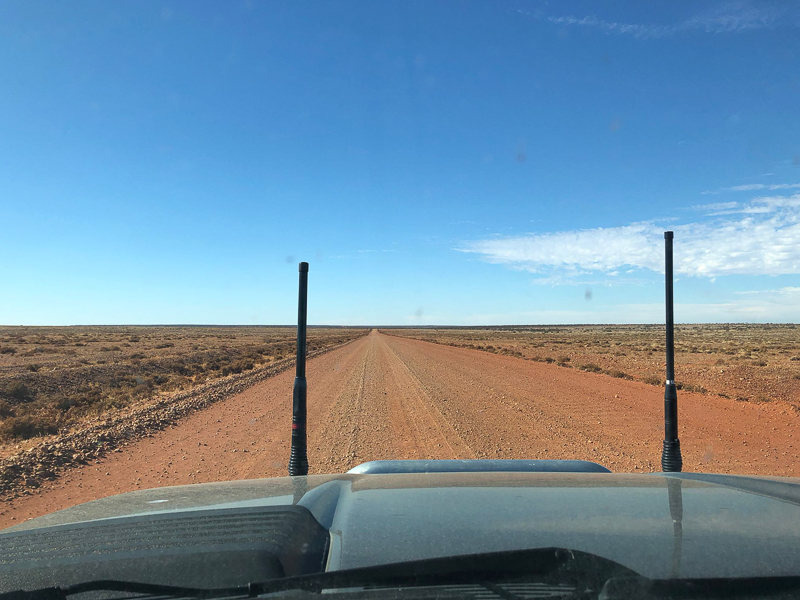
[2, 330, 798, 528]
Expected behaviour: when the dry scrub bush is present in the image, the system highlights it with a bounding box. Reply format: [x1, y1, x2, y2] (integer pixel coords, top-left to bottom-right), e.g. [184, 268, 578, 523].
[0, 327, 366, 443]
[607, 369, 631, 380]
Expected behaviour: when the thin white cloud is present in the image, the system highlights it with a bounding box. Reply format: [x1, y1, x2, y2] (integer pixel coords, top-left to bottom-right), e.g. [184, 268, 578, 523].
[731, 184, 773, 191]
[459, 194, 800, 279]
[459, 292, 800, 324]
[694, 193, 800, 215]
[526, 273, 651, 287]
[682, 2, 784, 33]
[691, 201, 738, 211]
[546, 15, 673, 39]
[536, 2, 796, 40]
[703, 182, 800, 194]
[734, 286, 800, 299]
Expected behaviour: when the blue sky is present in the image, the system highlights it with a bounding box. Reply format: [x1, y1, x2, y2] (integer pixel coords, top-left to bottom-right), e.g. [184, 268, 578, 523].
[1, 1, 799, 325]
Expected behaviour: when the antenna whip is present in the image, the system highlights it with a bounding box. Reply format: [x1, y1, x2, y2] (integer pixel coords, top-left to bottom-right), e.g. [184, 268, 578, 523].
[288, 262, 309, 476]
[662, 232, 683, 472]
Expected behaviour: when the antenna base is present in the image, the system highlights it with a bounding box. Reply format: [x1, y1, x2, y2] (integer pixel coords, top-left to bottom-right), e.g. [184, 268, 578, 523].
[662, 439, 683, 473]
[288, 376, 309, 476]
[288, 444, 309, 476]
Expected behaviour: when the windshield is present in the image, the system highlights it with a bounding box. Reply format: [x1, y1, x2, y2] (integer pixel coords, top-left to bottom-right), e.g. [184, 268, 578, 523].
[1, 0, 800, 593]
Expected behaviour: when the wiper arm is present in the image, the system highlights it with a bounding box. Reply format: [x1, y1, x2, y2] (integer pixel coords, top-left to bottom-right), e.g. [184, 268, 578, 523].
[0, 547, 631, 600]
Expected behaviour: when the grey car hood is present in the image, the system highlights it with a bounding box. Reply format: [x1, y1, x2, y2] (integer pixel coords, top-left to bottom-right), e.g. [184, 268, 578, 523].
[4, 471, 800, 582]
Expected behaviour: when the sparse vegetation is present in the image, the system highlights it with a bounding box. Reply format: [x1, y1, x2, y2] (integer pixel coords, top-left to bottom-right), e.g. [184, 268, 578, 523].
[0, 326, 367, 444]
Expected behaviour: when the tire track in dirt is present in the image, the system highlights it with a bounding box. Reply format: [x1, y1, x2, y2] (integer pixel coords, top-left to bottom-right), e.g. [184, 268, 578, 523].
[382, 334, 636, 467]
[312, 340, 376, 473]
[311, 332, 475, 472]
[378, 339, 475, 460]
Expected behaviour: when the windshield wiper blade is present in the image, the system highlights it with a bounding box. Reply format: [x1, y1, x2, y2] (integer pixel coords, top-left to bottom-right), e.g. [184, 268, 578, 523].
[0, 579, 252, 600]
[602, 574, 800, 600]
[0, 547, 634, 600]
[8, 548, 800, 600]
[247, 547, 635, 596]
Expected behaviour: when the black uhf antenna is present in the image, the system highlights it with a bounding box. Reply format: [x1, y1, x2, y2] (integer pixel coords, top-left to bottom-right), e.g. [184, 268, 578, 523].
[662, 232, 683, 472]
[288, 262, 309, 476]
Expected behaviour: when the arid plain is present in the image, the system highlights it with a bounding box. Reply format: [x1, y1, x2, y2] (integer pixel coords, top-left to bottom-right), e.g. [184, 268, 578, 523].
[1, 325, 798, 528]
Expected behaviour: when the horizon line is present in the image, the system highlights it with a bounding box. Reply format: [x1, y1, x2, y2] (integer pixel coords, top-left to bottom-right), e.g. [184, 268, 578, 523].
[1, 322, 797, 328]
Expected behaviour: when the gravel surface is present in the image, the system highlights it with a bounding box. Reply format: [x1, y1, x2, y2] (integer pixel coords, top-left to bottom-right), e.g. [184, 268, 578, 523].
[2, 330, 798, 528]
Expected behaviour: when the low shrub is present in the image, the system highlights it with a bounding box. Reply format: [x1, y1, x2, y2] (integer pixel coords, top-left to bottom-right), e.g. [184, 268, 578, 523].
[678, 383, 708, 394]
[4, 382, 34, 402]
[607, 369, 631, 379]
[0, 414, 60, 440]
[0, 399, 14, 418]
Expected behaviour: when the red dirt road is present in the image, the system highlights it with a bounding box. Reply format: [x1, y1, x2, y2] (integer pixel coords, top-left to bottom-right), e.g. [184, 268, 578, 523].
[2, 330, 798, 528]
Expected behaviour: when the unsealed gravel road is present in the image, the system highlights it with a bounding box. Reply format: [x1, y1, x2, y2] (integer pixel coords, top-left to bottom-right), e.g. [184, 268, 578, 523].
[2, 329, 798, 527]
